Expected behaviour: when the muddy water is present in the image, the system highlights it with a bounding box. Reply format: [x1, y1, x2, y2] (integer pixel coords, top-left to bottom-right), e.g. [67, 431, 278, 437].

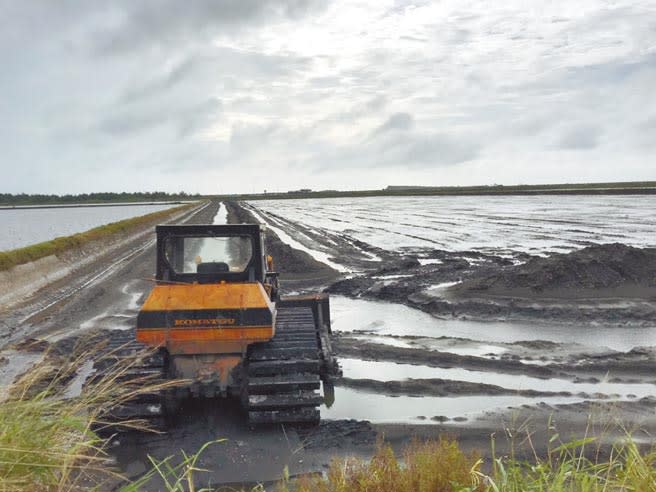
[0, 350, 44, 399]
[213, 202, 228, 225]
[321, 387, 578, 424]
[331, 296, 656, 352]
[325, 296, 656, 423]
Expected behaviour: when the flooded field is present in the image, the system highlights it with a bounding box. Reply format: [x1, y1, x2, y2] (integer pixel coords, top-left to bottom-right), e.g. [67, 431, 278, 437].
[0, 203, 180, 251]
[240, 198, 656, 426]
[250, 195, 656, 258]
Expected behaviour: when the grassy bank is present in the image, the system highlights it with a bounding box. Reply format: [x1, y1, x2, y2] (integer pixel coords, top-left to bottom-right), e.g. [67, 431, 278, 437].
[282, 434, 656, 492]
[0, 202, 197, 272]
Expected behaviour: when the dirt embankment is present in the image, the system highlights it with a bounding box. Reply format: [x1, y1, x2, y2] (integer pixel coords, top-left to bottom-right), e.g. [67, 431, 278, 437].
[223, 201, 340, 290]
[328, 243, 656, 325]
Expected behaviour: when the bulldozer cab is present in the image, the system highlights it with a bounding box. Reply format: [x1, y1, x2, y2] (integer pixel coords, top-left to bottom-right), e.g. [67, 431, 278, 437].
[155, 224, 268, 284]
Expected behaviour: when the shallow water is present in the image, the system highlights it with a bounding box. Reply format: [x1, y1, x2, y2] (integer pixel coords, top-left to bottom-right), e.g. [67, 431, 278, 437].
[322, 387, 579, 423]
[250, 195, 656, 256]
[0, 203, 180, 251]
[331, 296, 656, 352]
[0, 351, 44, 399]
[339, 358, 656, 398]
[247, 205, 351, 273]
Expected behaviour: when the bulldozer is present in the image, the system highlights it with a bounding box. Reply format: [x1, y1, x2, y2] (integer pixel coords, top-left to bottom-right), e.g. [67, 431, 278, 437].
[97, 223, 339, 426]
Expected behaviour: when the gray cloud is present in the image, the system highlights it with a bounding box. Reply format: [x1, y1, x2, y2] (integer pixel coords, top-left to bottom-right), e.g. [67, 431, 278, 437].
[92, 0, 326, 55]
[556, 125, 602, 150]
[373, 113, 415, 136]
[1, 0, 655, 194]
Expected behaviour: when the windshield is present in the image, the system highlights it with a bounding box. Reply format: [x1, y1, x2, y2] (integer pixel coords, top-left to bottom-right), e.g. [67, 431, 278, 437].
[164, 236, 254, 274]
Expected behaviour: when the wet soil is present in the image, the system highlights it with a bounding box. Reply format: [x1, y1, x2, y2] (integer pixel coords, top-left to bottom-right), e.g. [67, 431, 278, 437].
[337, 376, 572, 398]
[327, 243, 656, 326]
[0, 200, 375, 489]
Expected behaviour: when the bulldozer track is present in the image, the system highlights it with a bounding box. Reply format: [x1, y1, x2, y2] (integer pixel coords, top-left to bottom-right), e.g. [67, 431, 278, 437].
[89, 328, 168, 433]
[245, 305, 325, 425]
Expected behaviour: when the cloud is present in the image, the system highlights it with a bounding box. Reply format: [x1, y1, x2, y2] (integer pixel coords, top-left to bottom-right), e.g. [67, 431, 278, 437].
[556, 125, 602, 150]
[91, 0, 326, 55]
[1, 0, 655, 194]
[372, 113, 415, 136]
[375, 132, 479, 167]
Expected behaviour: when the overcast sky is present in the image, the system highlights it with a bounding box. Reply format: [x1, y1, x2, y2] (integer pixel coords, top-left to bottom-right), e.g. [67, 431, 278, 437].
[2, 0, 655, 194]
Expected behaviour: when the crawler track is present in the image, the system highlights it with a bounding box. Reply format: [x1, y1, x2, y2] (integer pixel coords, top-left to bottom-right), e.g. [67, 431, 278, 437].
[90, 329, 167, 432]
[245, 305, 326, 425]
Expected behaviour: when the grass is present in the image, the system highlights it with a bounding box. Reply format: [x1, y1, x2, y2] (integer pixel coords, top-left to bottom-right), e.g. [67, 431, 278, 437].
[0, 202, 196, 271]
[278, 431, 656, 492]
[280, 438, 483, 492]
[0, 336, 184, 491]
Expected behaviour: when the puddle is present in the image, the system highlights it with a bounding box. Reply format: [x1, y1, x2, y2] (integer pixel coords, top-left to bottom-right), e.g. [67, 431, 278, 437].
[339, 359, 656, 399]
[418, 258, 443, 265]
[63, 360, 95, 399]
[0, 350, 44, 399]
[214, 202, 228, 225]
[350, 335, 416, 349]
[424, 282, 461, 296]
[330, 296, 656, 352]
[122, 280, 144, 311]
[322, 387, 579, 424]
[349, 334, 507, 357]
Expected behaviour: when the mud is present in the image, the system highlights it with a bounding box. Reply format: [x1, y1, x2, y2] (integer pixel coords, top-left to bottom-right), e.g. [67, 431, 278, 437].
[327, 243, 656, 326]
[459, 243, 656, 295]
[333, 335, 557, 378]
[337, 376, 573, 398]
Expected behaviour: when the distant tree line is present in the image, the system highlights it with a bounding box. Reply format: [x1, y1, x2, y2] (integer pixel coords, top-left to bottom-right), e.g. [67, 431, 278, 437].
[0, 191, 203, 206]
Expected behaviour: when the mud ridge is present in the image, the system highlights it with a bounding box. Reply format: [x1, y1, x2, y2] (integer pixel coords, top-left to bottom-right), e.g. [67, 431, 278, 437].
[334, 336, 557, 378]
[328, 243, 656, 325]
[337, 376, 573, 398]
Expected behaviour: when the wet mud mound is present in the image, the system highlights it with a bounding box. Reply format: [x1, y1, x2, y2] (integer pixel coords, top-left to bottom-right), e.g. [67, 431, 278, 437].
[327, 243, 656, 325]
[458, 243, 656, 298]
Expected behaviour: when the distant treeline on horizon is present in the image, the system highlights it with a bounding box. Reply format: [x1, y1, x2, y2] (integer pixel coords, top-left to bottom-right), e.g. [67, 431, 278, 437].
[2, 180, 656, 205]
[0, 191, 203, 206]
